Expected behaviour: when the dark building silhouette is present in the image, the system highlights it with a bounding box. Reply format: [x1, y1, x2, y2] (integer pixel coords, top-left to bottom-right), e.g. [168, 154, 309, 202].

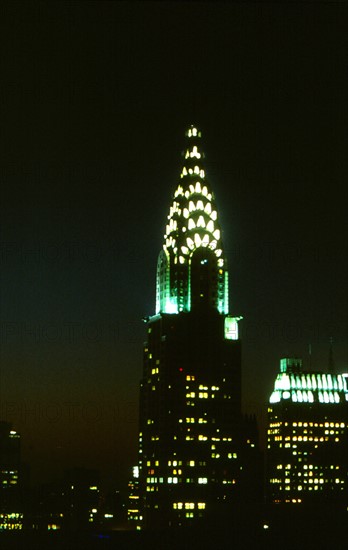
[31, 467, 100, 531]
[130, 126, 260, 530]
[98, 489, 127, 530]
[0, 421, 23, 530]
[266, 358, 348, 509]
[62, 467, 100, 530]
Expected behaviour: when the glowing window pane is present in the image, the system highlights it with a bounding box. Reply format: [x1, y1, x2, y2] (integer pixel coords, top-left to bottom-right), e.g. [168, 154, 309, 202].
[201, 234, 210, 247]
[205, 203, 212, 215]
[322, 375, 328, 390]
[187, 237, 194, 250]
[188, 218, 196, 230]
[194, 234, 201, 247]
[197, 216, 205, 228]
[206, 220, 214, 232]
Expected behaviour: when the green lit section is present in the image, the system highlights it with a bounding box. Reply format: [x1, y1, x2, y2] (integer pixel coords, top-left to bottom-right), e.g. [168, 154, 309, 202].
[223, 271, 229, 315]
[280, 357, 302, 373]
[224, 316, 243, 340]
[270, 359, 348, 404]
[156, 125, 229, 315]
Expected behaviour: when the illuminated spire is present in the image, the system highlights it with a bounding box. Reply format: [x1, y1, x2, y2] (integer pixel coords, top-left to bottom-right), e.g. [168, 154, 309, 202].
[156, 125, 229, 315]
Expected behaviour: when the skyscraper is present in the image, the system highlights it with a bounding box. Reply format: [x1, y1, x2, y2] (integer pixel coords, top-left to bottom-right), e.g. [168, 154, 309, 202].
[266, 358, 348, 508]
[131, 126, 260, 530]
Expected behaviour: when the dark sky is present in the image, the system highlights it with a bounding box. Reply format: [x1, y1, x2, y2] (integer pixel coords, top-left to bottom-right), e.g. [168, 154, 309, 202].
[0, 1, 347, 490]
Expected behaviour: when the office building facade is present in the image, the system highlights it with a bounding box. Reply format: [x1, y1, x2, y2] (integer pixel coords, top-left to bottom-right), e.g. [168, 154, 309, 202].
[267, 358, 348, 508]
[0, 421, 23, 530]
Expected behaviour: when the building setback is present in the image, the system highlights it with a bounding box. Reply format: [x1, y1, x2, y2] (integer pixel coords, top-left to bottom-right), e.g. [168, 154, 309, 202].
[129, 126, 260, 530]
[266, 358, 348, 508]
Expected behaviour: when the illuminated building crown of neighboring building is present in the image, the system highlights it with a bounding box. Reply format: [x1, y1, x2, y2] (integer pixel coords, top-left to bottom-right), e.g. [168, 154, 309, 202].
[270, 358, 348, 405]
[266, 358, 348, 508]
[156, 125, 229, 315]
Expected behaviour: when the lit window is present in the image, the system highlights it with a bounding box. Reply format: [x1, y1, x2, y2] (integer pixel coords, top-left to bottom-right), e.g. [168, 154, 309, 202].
[195, 180, 202, 191]
[197, 215, 205, 228]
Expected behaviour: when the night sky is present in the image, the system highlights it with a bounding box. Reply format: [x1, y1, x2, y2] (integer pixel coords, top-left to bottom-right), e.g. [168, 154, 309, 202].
[1, 1, 347, 490]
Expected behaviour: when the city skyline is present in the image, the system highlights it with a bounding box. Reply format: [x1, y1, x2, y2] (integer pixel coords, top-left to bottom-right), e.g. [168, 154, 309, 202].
[1, 1, 347, 493]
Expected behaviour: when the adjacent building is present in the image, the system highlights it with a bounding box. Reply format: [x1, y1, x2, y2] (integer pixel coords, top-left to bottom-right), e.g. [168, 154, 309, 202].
[131, 125, 260, 530]
[0, 421, 23, 530]
[266, 358, 348, 508]
[32, 467, 100, 531]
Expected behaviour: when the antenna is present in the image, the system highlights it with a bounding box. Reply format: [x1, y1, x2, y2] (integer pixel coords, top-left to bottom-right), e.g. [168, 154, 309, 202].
[329, 336, 334, 373]
[308, 343, 312, 371]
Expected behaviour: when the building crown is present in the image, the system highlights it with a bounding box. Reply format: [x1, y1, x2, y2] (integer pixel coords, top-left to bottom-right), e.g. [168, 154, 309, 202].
[156, 125, 229, 315]
[270, 358, 348, 405]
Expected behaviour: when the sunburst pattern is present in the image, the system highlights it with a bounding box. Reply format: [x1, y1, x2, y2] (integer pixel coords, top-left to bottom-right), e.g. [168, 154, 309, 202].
[156, 126, 228, 315]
